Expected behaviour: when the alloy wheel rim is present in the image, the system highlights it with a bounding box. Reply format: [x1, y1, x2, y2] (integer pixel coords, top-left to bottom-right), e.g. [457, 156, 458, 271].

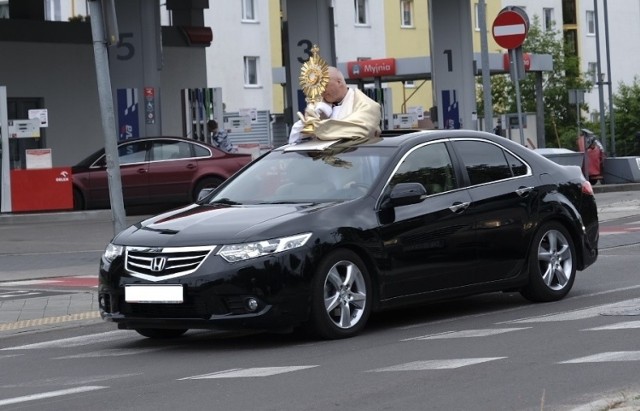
[537, 229, 573, 290]
[323, 260, 367, 329]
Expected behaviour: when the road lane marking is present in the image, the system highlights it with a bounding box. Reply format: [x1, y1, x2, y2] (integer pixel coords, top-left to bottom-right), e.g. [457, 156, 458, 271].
[402, 327, 530, 341]
[560, 351, 640, 364]
[0, 386, 107, 406]
[1, 330, 131, 350]
[179, 366, 319, 379]
[369, 357, 507, 372]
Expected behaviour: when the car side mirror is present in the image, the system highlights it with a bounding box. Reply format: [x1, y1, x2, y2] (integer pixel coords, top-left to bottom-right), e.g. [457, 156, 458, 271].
[386, 182, 427, 207]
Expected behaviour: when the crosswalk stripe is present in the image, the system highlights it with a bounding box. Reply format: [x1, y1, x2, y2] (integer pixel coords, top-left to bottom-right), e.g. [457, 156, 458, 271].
[505, 298, 640, 323]
[559, 351, 640, 364]
[369, 358, 506, 372]
[402, 327, 530, 341]
[584, 320, 640, 330]
[0, 386, 107, 406]
[179, 366, 319, 379]
[53, 348, 164, 359]
[1, 330, 131, 350]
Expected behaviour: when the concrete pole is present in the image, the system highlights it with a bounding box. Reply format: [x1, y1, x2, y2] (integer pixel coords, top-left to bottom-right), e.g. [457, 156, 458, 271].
[593, 0, 608, 155]
[478, 0, 493, 132]
[88, 0, 127, 235]
[603, 0, 615, 156]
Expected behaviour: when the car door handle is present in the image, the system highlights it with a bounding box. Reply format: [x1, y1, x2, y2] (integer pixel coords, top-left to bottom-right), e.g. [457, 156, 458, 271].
[449, 201, 470, 213]
[137, 168, 148, 174]
[515, 186, 534, 197]
[186, 163, 196, 169]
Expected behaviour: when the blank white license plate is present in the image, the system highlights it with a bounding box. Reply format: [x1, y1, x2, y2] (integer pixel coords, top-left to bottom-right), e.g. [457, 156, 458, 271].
[125, 285, 184, 304]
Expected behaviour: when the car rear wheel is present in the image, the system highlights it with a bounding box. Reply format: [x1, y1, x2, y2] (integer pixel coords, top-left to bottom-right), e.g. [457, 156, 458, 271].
[72, 187, 85, 210]
[520, 222, 576, 302]
[135, 328, 188, 339]
[193, 176, 224, 202]
[308, 249, 372, 339]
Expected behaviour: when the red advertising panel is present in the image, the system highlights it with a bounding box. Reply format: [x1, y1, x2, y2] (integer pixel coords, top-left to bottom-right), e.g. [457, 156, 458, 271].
[503, 52, 531, 71]
[347, 58, 396, 79]
[11, 167, 73, 212]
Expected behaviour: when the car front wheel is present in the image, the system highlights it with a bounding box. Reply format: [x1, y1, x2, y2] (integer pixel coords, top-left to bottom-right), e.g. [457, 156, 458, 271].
[193, 177, 224, 202]
[520, 222, 576, 302]
[308, 249, 372, 339]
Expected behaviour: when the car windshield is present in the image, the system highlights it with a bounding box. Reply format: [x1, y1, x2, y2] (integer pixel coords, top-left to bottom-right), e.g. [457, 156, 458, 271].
[205, 145, 394, 204]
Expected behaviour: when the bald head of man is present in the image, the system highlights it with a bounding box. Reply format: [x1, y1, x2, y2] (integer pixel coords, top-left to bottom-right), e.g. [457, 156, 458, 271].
[322, 66, 349, 105]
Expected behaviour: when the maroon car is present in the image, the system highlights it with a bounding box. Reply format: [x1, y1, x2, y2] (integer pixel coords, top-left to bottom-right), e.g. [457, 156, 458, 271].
[71, 136, 252, 210]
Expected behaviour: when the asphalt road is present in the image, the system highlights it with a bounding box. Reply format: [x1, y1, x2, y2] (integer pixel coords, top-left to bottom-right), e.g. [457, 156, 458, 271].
[0, 241, 639, 411]
[0, 186, 639, 410]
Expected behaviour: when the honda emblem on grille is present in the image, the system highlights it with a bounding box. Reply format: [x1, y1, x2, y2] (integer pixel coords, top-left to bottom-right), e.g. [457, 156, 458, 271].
[151, 256, 167, 272]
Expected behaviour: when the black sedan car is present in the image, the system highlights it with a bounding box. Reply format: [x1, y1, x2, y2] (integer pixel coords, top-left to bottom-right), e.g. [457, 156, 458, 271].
[98, 130, 599, 339]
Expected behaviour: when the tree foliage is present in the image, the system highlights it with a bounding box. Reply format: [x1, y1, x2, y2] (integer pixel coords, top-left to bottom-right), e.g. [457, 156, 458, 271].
[477, 15, 592, 148]
[609, 77, 640, 156]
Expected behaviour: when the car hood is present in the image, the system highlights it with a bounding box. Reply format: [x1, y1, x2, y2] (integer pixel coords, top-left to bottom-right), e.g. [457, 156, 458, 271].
[113, 202, 335, 247]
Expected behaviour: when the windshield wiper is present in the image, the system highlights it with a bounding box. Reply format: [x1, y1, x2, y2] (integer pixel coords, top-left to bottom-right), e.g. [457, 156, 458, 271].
[208, 198, 242, 206]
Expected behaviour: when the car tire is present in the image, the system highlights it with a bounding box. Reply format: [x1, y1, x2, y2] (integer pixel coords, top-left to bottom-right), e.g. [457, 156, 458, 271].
[134, 328, 188, 339]
[307, 249, 372, 339]
[520, 222, 576, 302]
[72, 187, 85, 210]
[193, 176, 224, 202]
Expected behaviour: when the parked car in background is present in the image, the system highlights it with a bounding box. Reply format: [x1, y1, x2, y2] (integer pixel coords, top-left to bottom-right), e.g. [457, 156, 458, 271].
[72, 136, 252, 210]
[98, 130, 599, 340]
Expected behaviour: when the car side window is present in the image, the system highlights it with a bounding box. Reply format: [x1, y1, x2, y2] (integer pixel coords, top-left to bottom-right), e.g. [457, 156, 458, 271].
[505, 151, 528, 177]
[390, 142, 456, 195]
[193, 144, 211, 158]
[118, 141, 147, 165]
[454, 140, 525, 185]
[151, 141, 192, 161]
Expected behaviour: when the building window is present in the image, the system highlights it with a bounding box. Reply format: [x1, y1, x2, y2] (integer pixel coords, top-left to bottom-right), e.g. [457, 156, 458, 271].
[244, 56, 259, 86]
[400, 0, 413, 27]
[472, 3, 478, 31]
[355, 0, 368, 25]
[588, 62, 597, 83]
[543, 8, 554, 31]
[562, 0, 576, 25]
[586, 10, 595, 35]
[242, 0, 256, 21]
[564, 29, 577, 56]
[44, 0, 61, 21]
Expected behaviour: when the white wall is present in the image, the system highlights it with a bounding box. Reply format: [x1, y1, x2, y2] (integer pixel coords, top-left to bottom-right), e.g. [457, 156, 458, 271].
[332, 0, 386, 62]
[579, 0, 640, 119]
[205, 0, 274, 113]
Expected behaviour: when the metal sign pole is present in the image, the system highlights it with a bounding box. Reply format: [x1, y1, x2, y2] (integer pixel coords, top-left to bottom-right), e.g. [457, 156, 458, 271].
[88, 0, 126, 235]
[511, 48, 525, 145]
[0, 86, 11, 213]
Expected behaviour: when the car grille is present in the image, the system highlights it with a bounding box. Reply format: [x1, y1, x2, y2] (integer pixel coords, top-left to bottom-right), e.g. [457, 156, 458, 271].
[125, 246, 215, 281]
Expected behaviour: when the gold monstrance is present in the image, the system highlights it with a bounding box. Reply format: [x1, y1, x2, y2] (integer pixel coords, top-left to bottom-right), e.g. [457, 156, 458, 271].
[298, 45, 329, 135]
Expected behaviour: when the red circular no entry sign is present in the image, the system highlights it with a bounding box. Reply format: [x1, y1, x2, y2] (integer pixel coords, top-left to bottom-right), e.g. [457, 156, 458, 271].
[492, 10, 528, 49]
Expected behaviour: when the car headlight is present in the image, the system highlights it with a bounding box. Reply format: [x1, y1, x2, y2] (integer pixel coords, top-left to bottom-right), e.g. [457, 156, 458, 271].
[218, 233, 312, 263]
[102, 243, 124, 264]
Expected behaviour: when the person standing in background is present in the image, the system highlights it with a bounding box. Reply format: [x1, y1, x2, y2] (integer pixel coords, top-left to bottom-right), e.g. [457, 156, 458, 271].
[207, 120, 238, 153]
